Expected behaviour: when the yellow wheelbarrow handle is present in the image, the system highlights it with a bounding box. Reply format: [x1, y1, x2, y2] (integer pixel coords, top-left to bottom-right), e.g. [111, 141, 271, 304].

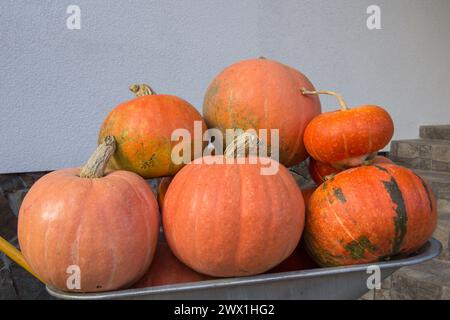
[0, 236, 45, 283]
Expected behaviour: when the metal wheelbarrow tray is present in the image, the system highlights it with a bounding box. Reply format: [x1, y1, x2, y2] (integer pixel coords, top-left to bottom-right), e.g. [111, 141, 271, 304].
[46, 238, 441, 300]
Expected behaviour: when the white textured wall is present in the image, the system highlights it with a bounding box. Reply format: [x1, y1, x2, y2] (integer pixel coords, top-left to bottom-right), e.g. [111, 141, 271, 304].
[1, 0, 449, 173]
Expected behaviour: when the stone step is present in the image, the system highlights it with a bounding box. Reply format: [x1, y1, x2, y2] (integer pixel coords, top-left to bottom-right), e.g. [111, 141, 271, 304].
[390, 139, 450, 172]
[413, 169, 450, 202]
[420, 125, 450, 141]
[389, 259, 450, 299]
[433, 213, 450, 261]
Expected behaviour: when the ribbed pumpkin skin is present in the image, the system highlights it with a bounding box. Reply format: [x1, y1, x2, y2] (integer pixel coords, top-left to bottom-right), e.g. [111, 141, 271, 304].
[303, 105, 394, 167]
[163, 156, 305, 277]
[99, 95, 207, 178]
[18, 169, 160, 292]
[267, 187, 317, 274]
[305, 163, 437, 267]
[133, 242, 211, 288]
[203, 58, 321, 167]
[309, 156, 393, 185]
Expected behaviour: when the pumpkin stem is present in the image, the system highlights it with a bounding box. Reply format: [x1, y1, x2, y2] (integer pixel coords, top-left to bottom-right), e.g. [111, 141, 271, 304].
[129, 84, 156, 97]
[224, 132, 262, 158]
[301, 88, 349, 111]
[79, 136, 116, 178]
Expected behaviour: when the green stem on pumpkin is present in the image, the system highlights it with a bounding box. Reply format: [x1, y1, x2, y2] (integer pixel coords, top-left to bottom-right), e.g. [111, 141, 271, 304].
[129, 84, 156, 97]
[79, 136, 116, 178]
[301, 88, 349, 111]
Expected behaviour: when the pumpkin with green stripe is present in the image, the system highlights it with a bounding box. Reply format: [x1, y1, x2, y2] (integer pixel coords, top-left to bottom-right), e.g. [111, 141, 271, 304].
[304, 163, 437, 267]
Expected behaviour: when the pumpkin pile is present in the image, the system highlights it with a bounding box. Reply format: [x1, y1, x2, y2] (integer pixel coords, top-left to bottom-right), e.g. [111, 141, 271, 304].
[17, 58, 437, 293]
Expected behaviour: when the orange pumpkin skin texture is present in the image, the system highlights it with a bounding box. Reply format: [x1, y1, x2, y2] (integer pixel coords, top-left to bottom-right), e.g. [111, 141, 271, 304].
[309, 156, 393, 185]
[163, 156, 305, 277]
[99, 94, 207, 178]
[18, 169, 160, 292]
[157, 177, 173, 209]
[304, 163, 437, 267]
[133, 242, 211, 288]
[303, 105, 394, 167]
[203, 58, 321, 167]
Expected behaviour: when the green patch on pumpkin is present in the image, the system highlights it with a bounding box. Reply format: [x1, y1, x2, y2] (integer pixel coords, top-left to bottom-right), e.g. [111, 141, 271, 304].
[141, 153, 157, 170]
[382, 176, 408, 255]
[304, 232, 343, 267]
[333, 187, 346, 203]
[344, 236, 378, 260]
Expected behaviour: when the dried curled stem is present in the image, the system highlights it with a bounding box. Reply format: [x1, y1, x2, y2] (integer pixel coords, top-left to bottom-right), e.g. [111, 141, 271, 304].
[224, 132, 262, 158]
[301, 88, 349, 111]
[79, 136, 116, 178]
[129, 84, 156, 96]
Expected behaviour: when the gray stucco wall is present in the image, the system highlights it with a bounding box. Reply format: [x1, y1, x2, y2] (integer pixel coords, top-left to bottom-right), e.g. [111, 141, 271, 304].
[1, 0, 449, 173]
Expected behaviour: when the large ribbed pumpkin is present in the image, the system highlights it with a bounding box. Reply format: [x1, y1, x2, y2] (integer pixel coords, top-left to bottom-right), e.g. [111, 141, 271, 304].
[266, 186, 318, 273]
[18, 137, 160, 292]
[203, 58, 321, 167]
[305, 163, 437, 267]
[133, 242, 212, 288]
[302, 89, 394, 168]
[308, 156, 393, 185]
[163, 156, 305, 277]
[99, 84, 207, 178]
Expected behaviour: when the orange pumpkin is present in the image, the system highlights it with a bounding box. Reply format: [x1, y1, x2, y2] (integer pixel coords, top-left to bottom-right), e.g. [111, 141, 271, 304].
[99, 84, 207, 178]
[133, 242, 211, 288]
[305, 163, 437, 267]
[18, 137, 160, 292]
[266, 186, 317, 274]
[163, 155, 305, 277]
[203, 58, 321, 167]
[309, 156, 393, 185]
[302, 89, 394, 168]
[157, 176, 173, 209]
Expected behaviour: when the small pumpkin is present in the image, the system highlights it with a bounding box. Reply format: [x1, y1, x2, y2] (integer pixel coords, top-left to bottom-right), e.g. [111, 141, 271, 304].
[203, 58, 321, 167]
[308, 156, 393, 185]
[304, 163, 437, 267]
[302, 89, 394, 168]
[163, 135, 305, 277]
[18, 137, 160, 292]
[157, 176, 173, 209]
[99, 84, 207, 178]
[133, 242, 211, 288]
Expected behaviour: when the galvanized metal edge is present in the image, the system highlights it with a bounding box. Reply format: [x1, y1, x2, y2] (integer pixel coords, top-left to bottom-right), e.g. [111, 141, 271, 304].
[46, 238, 442, 300]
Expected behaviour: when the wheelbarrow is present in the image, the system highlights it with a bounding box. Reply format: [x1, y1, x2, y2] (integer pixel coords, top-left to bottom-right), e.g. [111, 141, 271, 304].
[0, 235, 442, 300]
